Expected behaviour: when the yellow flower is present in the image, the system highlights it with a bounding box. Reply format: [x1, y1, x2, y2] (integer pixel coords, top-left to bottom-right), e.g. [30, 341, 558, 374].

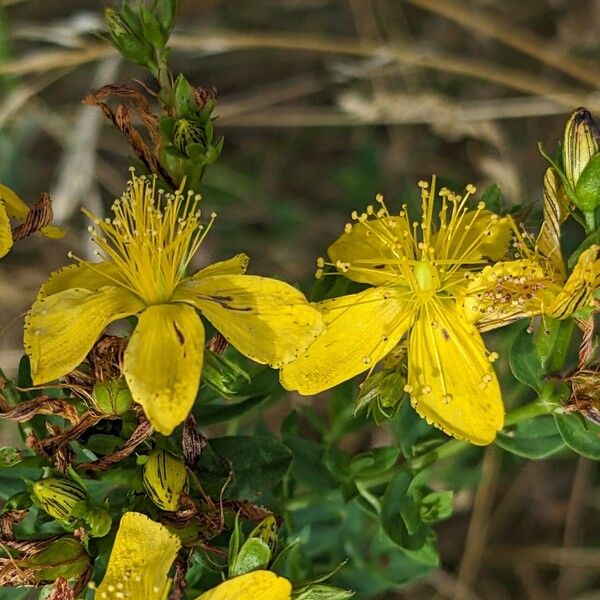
[0, 183, 63, 257]
[464, 168, 600, 330]
[94, 512, 180, 599]
[24, 171, 323, 434]
[195, 570, 292, 600]
[281, 178, 512, 445]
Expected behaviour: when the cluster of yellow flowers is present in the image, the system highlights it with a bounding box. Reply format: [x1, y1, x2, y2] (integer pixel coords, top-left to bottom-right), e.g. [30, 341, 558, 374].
[2, 109, 598, 596]
[17, 166, 599, 448]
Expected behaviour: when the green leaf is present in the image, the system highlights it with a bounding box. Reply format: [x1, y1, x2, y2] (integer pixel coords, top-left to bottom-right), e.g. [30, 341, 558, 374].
[419, 491, 453, 523]
[198, 393, 272, 425]
[496, 415, 565, 458]
[554, 413, 600, 459]
[139, 5, 166, 49]
[575, 152, 600, 212]
[230, 537, 271, 576]
[349, 447, 400, 478]
[196, 436, 292, 500]
[480, 183, 504, 213]
[509, 326, 544, 391]
[381, 472, 430, 550]
[293, 585, 355, 599]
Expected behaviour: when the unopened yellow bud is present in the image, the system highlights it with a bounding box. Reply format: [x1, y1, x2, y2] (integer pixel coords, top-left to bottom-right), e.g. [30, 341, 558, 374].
[143, 450, 187, 511]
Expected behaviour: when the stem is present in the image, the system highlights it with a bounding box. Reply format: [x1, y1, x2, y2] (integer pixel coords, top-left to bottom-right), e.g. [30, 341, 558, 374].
[359, 397, 558, 490]
[583, 210, 597, 235]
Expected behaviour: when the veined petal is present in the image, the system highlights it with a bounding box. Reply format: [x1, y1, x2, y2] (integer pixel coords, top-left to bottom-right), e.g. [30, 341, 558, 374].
[536, 168, 568, 278]
[463, 259, 556, 332]
[195, 571, 292, 600]
[408, 299, 503, 445]
[174, 274, 323, 368]
[191, 254, 250, 280]
[328, 216, 407, 285]
[95, 512, 181, 600]
[38, 261, 123, 299]
[280, 287, 413, 395]
[0, 203, 12, 258]
[24, 286, 143, 384]
[0, 183, 29, 219]
[124, 304, 204, 435]
[437, 210, 512, 262]
[547, 245, 600, 319]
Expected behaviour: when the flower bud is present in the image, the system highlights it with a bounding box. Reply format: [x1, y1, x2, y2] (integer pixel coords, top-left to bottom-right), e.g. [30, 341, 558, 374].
[563, 107, 600, 213]
[563, 107, 600, 189]
[84, 506, 113, 538]
[172, 118, 207, 157]
[104, 8, 155, 69]
[355, 368, 406, 423]
[143, 450, 187, 511]
[25, 538, 89, 582]
[294, 585, 355, 600]
[32, 478, 87, 524]
[92, 379, 133, 415]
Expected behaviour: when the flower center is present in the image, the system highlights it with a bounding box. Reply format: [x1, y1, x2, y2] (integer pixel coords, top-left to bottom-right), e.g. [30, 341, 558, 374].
[83, 171, 214, 305]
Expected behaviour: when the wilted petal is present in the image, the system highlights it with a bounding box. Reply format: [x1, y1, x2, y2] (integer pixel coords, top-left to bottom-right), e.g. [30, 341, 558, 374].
[124, 304, 204, 435]
[95, 512, 180, 600]
[174, 274, 323, 368]
[280, 287, 413, 395]
[408, 299, 503, 445]
[24, 286, 143, 384]
[547, 245, 600, 319]
[463, 259, 555, 332]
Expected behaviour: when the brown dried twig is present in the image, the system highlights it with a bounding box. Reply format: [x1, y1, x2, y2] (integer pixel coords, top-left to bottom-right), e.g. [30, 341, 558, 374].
[78, 415, 153, 472]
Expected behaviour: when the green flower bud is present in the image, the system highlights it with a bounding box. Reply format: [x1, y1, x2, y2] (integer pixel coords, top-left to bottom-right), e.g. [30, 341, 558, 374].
[32, 478, 87, 524]
[104, 8, 155, 69]
[248, 515, 278, 555]
[84, 506, 112, 538]
[143, 450, 187, 511]
[563, 108, 600, 188]
[92, 379, 134, 415]
[24, 538, 89, 582]
[355, 368, 405, 423]
[172, 118, 207, 157]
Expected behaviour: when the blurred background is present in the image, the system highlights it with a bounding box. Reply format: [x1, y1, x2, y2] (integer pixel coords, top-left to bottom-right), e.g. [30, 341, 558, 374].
[0, 1, 599, 598]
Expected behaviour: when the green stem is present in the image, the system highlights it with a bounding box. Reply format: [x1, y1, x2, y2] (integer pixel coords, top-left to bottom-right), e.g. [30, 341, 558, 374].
[583, 210, 597, 234]
[359, 397, 557, 490]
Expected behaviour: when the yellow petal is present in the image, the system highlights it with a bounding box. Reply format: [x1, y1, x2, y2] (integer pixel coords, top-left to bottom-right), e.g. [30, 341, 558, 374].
[174, 274, 323, 368]
[437, 210, 512, 262]
[0, 203, 12, 258]
[96, 512, 181, 600]
[124, 304, 204, 435]
[192, 254, 250, 279]
[0, 183, 29, 219]
[280, 287, 413, 395]
[408, 299, 503, 445]
[40, 224, 65, 239]
[195, 571, 292, 600]
[463, 259, 555, 332]
[24, 286, 143, 384]
[38, 261, 122, 299]
[328, 216, 407, 285]
[547, 245, 600, 319]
